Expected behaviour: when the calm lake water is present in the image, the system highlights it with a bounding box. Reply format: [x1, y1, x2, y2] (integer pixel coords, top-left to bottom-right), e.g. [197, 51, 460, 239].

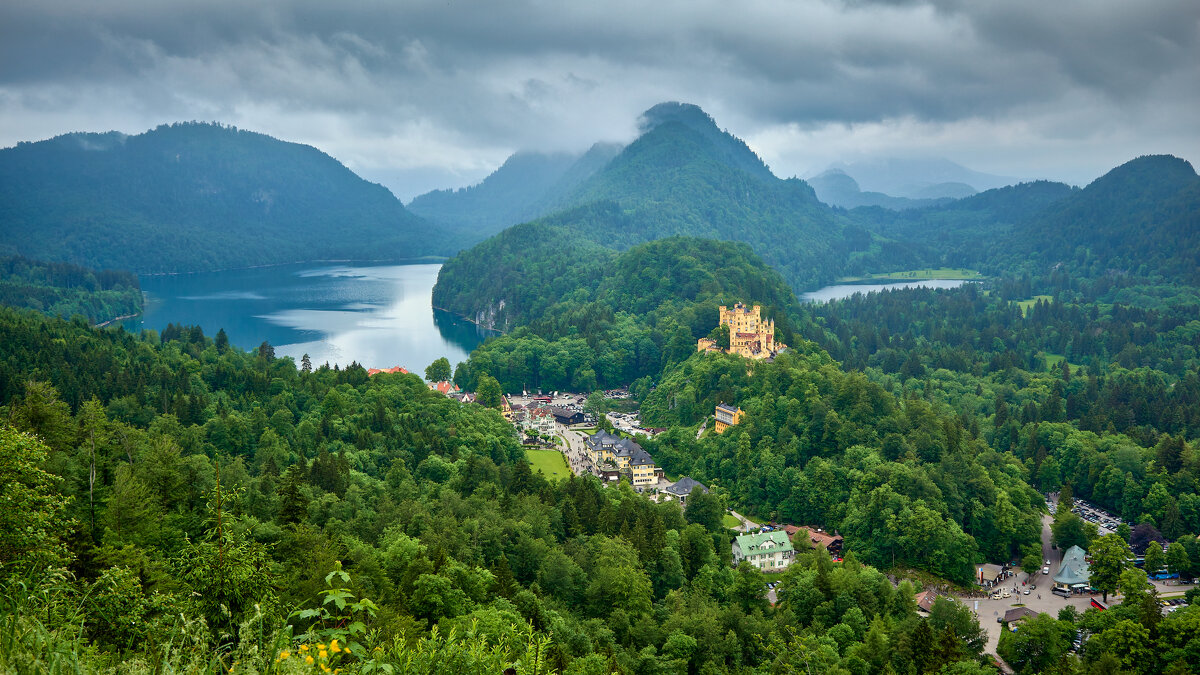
[123, 262, 490, 371]
[801, 279, 971, 303]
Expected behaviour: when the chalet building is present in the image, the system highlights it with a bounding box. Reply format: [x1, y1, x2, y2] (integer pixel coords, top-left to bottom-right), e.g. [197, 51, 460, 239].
[733, 531, 795, 571]
[547, 406, 585, 425]
[1054, 545, 1091, 593]
[714, 403, 743, 433]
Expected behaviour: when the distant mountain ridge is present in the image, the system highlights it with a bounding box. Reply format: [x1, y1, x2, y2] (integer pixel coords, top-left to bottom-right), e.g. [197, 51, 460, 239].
[408, 142, 622, 246]
[826, 156, 1019, 196]
[433, 102, 924, 328]
[808, 169, 961, 210]
[0, 122, 441, 273]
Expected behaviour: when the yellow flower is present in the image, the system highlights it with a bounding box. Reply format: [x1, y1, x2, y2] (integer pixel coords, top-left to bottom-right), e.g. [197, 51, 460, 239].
[330, 638, 339, 651]
[305, 655, 314, 665]
[319, 649, 328, 660]
[343, 647, 352, 654]
[320, 665, 331, 673]
[277, 650, 290, 660]
[299, 644, 310, 652]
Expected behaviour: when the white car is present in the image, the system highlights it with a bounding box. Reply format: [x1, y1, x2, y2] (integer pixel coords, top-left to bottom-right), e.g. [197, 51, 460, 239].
[1042, 566, 1050, 575]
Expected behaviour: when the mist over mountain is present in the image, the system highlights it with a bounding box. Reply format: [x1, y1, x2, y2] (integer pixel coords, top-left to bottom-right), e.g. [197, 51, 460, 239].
[826, 157, 1019, 198]
[0, 123, 441, 274]
[407, 142, 622, 246]
[808, 169, 960, 210]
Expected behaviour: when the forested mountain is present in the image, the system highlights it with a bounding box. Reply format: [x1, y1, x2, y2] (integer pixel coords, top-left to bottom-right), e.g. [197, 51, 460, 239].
[407, 143, 622, 245]
[850, 155, 1200, 283]
[550, 102, 862, 290]
[849, 180, 1077, 271]
[0, 255, 141, 324]
[0, 123, 442, 273]
[439, 235, 802, 391]
[0, 306, 1019, 674]
[432, 102, 921, 327]
[1002, 155, 1200, 281]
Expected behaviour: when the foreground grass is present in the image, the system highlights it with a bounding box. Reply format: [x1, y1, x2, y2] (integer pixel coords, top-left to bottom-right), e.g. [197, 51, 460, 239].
[837, 268, 983, 283]
[527, 449, 571, 479]
[723, 514, 742, 529]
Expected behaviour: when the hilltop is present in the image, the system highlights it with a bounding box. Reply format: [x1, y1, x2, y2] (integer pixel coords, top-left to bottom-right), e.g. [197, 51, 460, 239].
[0, 123, 444, 273]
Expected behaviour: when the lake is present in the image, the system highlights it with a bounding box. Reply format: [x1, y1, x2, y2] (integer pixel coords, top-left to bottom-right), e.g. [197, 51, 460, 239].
[123, 262, 491, 371]
[801, 279, 971, 303]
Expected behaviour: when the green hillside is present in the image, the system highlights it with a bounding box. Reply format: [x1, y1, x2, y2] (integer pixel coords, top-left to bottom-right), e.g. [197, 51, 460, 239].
[0, 255, 141, 324]
[0, 122, 444, 273]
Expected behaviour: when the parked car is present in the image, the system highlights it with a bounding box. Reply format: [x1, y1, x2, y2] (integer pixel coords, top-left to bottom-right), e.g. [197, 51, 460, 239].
[1042, 566, 1051, 575]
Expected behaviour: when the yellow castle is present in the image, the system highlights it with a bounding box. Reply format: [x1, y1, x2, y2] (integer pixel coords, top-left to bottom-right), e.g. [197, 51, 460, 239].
[697, 303, 786, 359]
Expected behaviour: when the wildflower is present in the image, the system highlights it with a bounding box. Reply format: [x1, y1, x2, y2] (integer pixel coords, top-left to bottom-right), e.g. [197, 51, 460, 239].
[330, 638, 339, 651]
[278, 650, 290, 661]
[305, 655, 315, 665]
[319, 649, 328, 660]
[320, 665, 331, 673]
[299, 644, 310, 652]
[343, 647, 352, 654]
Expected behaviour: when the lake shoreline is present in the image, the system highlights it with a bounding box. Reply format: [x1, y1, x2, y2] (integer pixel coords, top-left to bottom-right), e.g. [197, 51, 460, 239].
[139, 256, 449, 277]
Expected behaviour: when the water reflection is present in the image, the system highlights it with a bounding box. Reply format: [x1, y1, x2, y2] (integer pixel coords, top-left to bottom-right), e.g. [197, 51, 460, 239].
[801, 279, 971, 303]
[126, 262, 492, 371]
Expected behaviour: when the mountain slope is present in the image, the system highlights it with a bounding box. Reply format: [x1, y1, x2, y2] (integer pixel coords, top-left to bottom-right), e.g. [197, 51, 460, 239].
[1008, 155, 1200, 280]
[0, 122, 441, 273]
[547, 103, 867, 290]
[407, 142, 621, 246]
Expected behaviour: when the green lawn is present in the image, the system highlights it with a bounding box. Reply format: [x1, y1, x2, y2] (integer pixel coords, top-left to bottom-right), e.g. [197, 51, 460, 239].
[1015, 295, 1054, 317]
[527, 449, 571, 479]
[837, 268, 983, 283]
[723, 514, 742, 529]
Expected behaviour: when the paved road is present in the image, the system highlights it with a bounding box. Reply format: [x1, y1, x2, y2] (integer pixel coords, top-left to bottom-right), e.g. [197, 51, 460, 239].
[729, 510, 759, 533]
[970, 507, 1194, 655]
[558, 424, 594, 476]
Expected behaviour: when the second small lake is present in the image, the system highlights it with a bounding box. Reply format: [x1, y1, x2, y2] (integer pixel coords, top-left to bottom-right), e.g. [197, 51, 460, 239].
[801, 279, 971, 303]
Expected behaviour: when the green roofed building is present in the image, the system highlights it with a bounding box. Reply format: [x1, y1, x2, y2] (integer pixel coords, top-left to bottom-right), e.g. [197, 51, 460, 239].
[733, 531, 795, 571]
[1053, 545, 1091, 591]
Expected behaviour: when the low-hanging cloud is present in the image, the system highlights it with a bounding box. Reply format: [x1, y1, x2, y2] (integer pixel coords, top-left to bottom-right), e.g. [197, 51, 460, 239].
[1, 0, 1196, 197]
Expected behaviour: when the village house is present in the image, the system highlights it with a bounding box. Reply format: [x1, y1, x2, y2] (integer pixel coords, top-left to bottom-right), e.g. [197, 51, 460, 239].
[714, 403, 743, 433]
[661, 476, 707, 506]
[733, 531, 795, 572]
[586, 430, 663, 488]
[523, 406, 557, 436]
[783, 526, 843, 557]
[367, 366, 409, 376]
[976, 563, 1006, 587]
[428, 380, 461, 396]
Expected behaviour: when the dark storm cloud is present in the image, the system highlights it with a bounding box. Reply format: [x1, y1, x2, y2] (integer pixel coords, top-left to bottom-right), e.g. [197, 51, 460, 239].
[1, 0, 1196, 195]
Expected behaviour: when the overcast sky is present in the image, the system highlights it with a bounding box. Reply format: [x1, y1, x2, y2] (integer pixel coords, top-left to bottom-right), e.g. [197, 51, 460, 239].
[2, 0, 1197, 200]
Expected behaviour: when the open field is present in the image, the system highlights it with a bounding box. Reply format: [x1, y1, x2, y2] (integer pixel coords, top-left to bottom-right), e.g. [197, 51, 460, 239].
[723, 514, 742, 529]
[836, 268, 983, 283]
[1015, 295, 1054, 317]
[527, 449, 571, 479]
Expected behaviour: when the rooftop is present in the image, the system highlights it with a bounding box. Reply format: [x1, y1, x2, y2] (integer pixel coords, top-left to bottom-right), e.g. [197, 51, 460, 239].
[735, 531, 794, 553]
[665, 476, 707, 496]
[1054, 545, 1091, 586]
